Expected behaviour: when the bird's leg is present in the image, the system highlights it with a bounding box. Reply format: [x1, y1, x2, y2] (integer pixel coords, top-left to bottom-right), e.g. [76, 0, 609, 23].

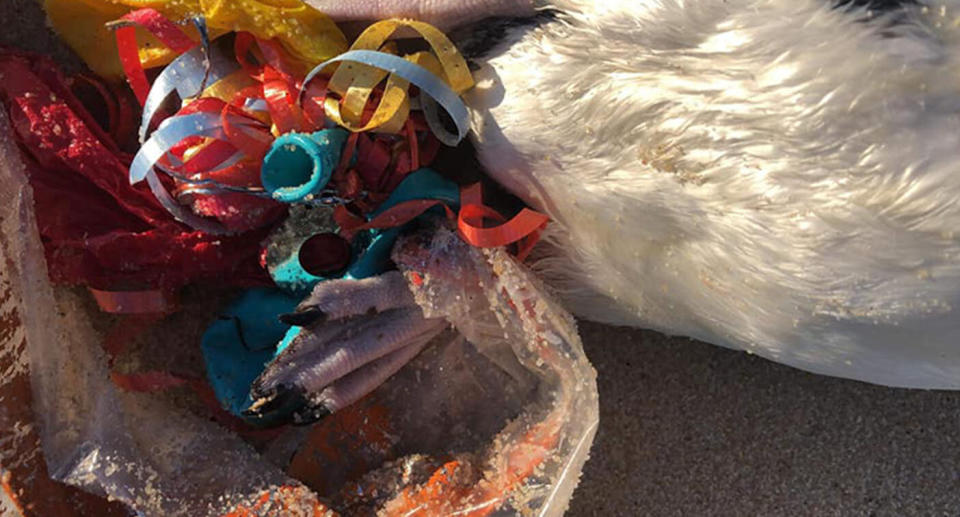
[303, 0, 537, 29]
[247, 271, 447, 425]
[278, 271, 415, 327]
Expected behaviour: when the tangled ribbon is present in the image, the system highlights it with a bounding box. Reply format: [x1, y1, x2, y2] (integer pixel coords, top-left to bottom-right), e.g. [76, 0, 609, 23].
[114, 8, 547, 256]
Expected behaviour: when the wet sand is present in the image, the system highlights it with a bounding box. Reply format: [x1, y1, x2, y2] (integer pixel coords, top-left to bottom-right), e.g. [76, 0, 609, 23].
[4, 2, 960, 514]
[568, 322, 960, 515]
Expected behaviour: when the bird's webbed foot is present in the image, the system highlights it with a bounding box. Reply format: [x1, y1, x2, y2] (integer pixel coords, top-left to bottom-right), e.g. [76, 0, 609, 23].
[246, 271, 446, 425]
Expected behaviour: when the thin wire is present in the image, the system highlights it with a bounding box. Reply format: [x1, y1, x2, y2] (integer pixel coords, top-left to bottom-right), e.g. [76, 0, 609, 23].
[191, 16, 213, 94]
[158, 161, 357, 206]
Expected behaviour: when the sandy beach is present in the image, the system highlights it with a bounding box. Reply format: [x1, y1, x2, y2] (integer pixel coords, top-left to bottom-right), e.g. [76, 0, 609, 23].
[569, 321, 960, 515]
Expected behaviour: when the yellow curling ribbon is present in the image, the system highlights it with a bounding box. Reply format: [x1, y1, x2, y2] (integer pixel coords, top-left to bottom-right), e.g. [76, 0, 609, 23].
[191, 69, 256, 104]
[43, 0, 346, 78]
[322, 19, 474, 135]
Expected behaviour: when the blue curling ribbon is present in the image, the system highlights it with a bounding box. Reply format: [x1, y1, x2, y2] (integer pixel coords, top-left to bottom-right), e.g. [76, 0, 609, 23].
[243, 98, 269, 113]
[139, 40, 238, 144]
[132, 112, 226, 184]
[191, 16, 212, 93]
[421, 95, 460, 147]
[130, 112, 265, 234]
[300, 50, 471, 145]
[164, 147, 246, 181]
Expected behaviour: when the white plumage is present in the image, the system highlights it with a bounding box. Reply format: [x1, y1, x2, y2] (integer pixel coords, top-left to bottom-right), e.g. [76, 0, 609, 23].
[320, 0, 960, 388]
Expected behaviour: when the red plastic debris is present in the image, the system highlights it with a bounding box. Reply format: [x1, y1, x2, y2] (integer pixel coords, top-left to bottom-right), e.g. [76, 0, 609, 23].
[0, 50, 275, 292]
[115, 8, 196, 105]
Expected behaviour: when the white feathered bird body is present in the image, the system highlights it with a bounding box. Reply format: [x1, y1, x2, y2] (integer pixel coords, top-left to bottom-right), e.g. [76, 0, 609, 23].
[468, 0, 960, 388]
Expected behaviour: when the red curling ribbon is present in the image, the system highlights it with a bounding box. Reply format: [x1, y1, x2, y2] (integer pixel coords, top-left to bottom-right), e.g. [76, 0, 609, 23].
[334, 132, 361, 183]
[167, 135, 206, 162]
[220, 104, 273, 160]
[236, 34, 323, 131]
[115, 27, 151, 106]
[194, 158, 262, 187]
[122, 8, 195, 52]
[340, 199, 455, 239]
[89, 287, 177, 314]
[231, 84, 267, 107]
[157, 83, 284, 232]
[174, 95, 273, 165]
[456, 183, 549, 254]
[337, 183, 549, 260]
[233, 32, 260, 76]
[177, 140, 238, 175]
[110, 371, 189, 392]
[178, 96, 227, 115]
[261, 66, 305, 134]
[301, 79, 328, 130]
[405, 119, 420, 173]
[515, 227, 543, 262]
[253, 38, 301, 82]
[226, 85, 271, 126]
[114, 8, 196, 106]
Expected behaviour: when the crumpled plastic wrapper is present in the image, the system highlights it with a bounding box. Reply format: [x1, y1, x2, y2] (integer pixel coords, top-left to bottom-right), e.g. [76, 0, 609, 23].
[0, 101, 599, 515]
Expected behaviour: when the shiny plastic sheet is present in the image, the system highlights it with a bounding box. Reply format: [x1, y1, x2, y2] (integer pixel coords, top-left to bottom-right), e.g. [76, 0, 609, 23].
[0, 106, 598, 515]
[0, 102, 326, 516]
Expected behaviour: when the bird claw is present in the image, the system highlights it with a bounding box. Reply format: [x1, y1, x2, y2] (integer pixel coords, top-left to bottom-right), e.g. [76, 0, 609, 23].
[244, 384, 333, 426]
[277, 306, 326, 328]
[246, 271, 445, 425]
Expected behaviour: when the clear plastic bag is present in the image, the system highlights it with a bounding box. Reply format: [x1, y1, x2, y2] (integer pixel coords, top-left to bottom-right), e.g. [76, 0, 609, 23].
[0, 104, 599, 515]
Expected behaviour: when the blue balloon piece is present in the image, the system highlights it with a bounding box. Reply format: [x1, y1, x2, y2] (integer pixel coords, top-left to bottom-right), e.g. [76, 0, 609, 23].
[261, 129, 349, 203]
[268, 168, 460, 292]
[369, 168, 460, 218]
[200, 288, 300, 424]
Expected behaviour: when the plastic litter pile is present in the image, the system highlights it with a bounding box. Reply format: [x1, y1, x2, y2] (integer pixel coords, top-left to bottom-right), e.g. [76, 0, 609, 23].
[0, 1, 599, 515]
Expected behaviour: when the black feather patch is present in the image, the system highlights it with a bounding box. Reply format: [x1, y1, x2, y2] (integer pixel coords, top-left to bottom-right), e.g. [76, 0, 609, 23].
[450, 11, 558, 60]
[834, 0, 917, 12]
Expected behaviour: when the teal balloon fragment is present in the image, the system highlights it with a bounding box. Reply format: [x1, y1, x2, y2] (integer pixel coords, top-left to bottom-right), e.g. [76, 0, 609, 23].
[261, 128, 349, 203]
[268, 168, 461, 292]
[201, 170, 463, 422]
[369, 167, 460, 218]
[200, 288, 300, 424]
